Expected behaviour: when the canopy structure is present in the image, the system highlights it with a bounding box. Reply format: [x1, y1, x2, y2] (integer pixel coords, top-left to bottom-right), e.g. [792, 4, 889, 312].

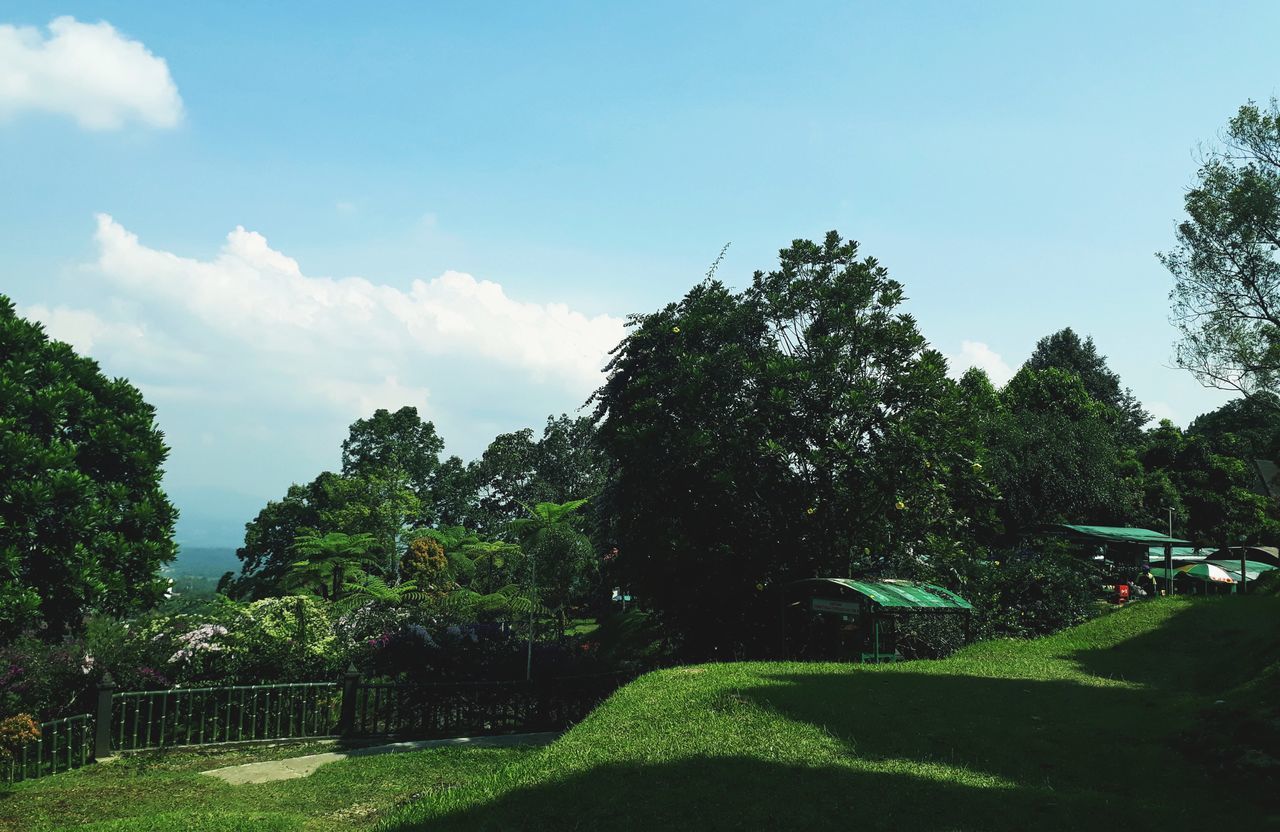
[1147, 546, 1205, 563]
[1151, 563, 1237, 585]
[1051, 525, 1190, 545]
[1207, 560, 1278, 581]
[786, 578, 973, 612]
[780, 578, 973, 665]
[1210, 546, 1280, 567]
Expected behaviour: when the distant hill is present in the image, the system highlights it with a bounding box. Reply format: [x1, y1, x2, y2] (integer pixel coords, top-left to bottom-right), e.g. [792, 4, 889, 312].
[167, 545, 240, 579]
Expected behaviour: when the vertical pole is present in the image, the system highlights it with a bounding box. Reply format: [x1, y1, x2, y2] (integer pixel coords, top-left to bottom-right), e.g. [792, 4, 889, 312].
[873, 616, 881, 663]
[526, 550, 537, 681]
[1164, 542, 1173, 597]
[339, 664, 360, 738]
[1240, 544, 1248, 594]
[295, 596, 307, 651]
[93, 673, 115, 761]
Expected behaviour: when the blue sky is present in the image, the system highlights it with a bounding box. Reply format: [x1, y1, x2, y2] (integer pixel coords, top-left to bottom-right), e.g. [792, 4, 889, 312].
[2, 2, 1276, 545]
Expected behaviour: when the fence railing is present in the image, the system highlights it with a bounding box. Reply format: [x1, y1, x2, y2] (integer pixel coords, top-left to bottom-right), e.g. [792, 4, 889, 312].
[2, 667, 630, 784]
[4, 713, 93, 784]
[346, 673, 625, 739]
[111, 681, 341, 752]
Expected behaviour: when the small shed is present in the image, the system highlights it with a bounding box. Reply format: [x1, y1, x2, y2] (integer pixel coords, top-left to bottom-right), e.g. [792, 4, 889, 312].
[781, 578, 974, 663]
[1046, 525, 1191, 594]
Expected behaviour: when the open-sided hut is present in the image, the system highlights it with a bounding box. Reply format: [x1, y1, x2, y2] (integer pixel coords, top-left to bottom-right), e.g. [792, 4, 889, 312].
[780, 578, 973, 663]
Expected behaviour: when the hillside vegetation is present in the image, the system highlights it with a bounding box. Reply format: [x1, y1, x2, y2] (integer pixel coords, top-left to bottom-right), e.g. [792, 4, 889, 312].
[4, 597, 1275, 831]
[384, 596, 1280, 832]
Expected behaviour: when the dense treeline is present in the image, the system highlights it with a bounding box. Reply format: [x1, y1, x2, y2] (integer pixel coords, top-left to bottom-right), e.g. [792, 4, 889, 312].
[5, 98, 1280, 704]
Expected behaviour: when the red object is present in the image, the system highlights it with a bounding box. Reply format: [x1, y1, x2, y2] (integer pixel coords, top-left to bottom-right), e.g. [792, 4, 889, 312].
[1116, 583, 1130, 603]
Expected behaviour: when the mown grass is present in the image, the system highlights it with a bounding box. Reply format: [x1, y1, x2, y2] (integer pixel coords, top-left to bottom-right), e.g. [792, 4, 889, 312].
[4, 597, 1277, 831]
[0, 741, 536, 831]
[380, 596, 1280, 832]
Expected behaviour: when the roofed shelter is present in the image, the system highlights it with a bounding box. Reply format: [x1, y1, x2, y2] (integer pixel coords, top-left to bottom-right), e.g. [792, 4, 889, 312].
[1046, 525, 1190, 595]
[780, 578, 973, 663]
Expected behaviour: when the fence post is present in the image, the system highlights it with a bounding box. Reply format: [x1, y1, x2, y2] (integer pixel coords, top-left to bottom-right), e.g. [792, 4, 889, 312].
[93, 673, 116, 761]
[339, 663, 360, 737]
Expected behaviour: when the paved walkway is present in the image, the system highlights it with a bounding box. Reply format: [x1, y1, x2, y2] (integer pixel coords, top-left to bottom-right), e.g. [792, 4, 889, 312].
[202, 732, 560, 785]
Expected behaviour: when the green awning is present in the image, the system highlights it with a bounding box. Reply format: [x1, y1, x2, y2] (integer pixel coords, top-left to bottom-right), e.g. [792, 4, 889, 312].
[1054, 525, 1190, 545]
[1147, 546, 1205, 562]
[790, 578, 973, 612]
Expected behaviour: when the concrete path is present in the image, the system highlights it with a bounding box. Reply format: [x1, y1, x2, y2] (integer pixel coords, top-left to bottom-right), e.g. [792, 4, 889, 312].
[202, 732, 559, 785]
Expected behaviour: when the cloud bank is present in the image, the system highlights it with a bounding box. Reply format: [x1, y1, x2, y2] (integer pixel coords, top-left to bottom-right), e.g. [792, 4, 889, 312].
[29, 216, 625, 459]
[946, 340, 1014, 387]
[0, 16, 182, 129]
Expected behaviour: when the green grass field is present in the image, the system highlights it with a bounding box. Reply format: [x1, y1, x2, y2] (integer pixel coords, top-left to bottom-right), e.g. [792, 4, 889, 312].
[3, 596, 1276, 831]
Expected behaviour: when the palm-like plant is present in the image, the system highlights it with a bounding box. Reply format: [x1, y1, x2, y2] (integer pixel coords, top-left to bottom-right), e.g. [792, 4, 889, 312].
[285, 531, 381, 602]
[508, 499, 590, 679]
[333, 573, 428, 611]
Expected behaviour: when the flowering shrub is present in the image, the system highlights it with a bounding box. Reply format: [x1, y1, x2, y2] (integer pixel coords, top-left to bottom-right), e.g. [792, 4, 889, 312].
[0, 633, 96, 719]
[0, 714, 39, 760]
[170, 623, 231, 665]
[235, 596, 339, 680]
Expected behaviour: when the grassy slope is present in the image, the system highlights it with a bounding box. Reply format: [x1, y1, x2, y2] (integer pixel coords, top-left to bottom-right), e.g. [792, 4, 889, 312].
[383, 596, 1280, 832]
[0, 741, 535, 832]
[4, 597, 1276, 831]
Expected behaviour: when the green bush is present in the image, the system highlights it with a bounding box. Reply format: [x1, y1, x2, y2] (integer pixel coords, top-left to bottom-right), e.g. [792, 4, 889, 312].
[966, 548, 1101, 640]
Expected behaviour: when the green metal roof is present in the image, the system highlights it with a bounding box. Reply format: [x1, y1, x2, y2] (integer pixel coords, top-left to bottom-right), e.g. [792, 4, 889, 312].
[791, 578, 973, 612]
[1147, 546, 1205, 562]
[1055, 525, 1190, 545]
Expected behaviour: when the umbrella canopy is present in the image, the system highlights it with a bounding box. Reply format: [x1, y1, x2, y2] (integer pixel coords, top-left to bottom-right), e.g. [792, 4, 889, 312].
[1207, 559, 1277, 573]
[1177, 563, 1237, 583]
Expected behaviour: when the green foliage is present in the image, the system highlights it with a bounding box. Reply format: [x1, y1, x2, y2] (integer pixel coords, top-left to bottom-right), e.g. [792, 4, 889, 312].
[510, 499, 598, 627]
[1138, 420, 1280, 545]
[964, 549, 1100, 640]
[400, 537, 449, 589]
[593, 232, 994, 656]
[468, 416, 607, 537]
[986, 367, 1141, 532]
[0, 295, 177, 638]
[341, 406, 444, 499]
[1188, 391, 1280, 459]
[380, 598, 1277, 831]
[285, 531, 380, 602]
[1163, 98, 1280, 401]
[1023, 328, 1150, 442]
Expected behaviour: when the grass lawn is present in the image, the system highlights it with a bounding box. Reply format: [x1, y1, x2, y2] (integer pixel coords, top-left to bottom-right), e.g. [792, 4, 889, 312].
[0, 740, 537, 831]
[4, 596, 1277, 831]
[382, 596, 1280, 832]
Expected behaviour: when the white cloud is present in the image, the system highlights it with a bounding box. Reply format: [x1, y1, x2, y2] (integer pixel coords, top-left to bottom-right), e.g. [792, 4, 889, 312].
[89, 214, 624, 402]
[1146, 400, 1178, 425]
[946, 340, 1014, 387]
[0, 16, 182, 129]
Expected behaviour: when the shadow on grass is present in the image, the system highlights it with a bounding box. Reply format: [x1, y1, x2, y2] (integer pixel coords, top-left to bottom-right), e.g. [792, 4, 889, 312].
[392, 600, 1280, 831]
[386, 752, 1252, 832]
[1065, 596, 1280, 694]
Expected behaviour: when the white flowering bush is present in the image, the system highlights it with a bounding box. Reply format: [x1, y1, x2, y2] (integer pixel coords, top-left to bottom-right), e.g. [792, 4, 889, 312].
[169, 623, 231, 664]
[233, 597, 340, 680]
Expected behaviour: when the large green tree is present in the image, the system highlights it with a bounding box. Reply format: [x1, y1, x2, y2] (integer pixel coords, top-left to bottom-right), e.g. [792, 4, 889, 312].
[1187, 392, 1280, 461]
[468, 415, 607, 537]
[1023, 328, 1150, 442]
[1163, 99, 1280, 403]
[0, 296, 177, 637]
[986, 367, 1142, 533]
[593, 233, 993, 656]
[1139, 420, 1280, 546]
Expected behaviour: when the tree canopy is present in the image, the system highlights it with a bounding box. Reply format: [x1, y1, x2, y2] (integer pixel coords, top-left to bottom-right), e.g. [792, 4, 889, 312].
[1163, 99, 1280, 402]
[592, 232, 993, 655]
[0, 296, 177, 638]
